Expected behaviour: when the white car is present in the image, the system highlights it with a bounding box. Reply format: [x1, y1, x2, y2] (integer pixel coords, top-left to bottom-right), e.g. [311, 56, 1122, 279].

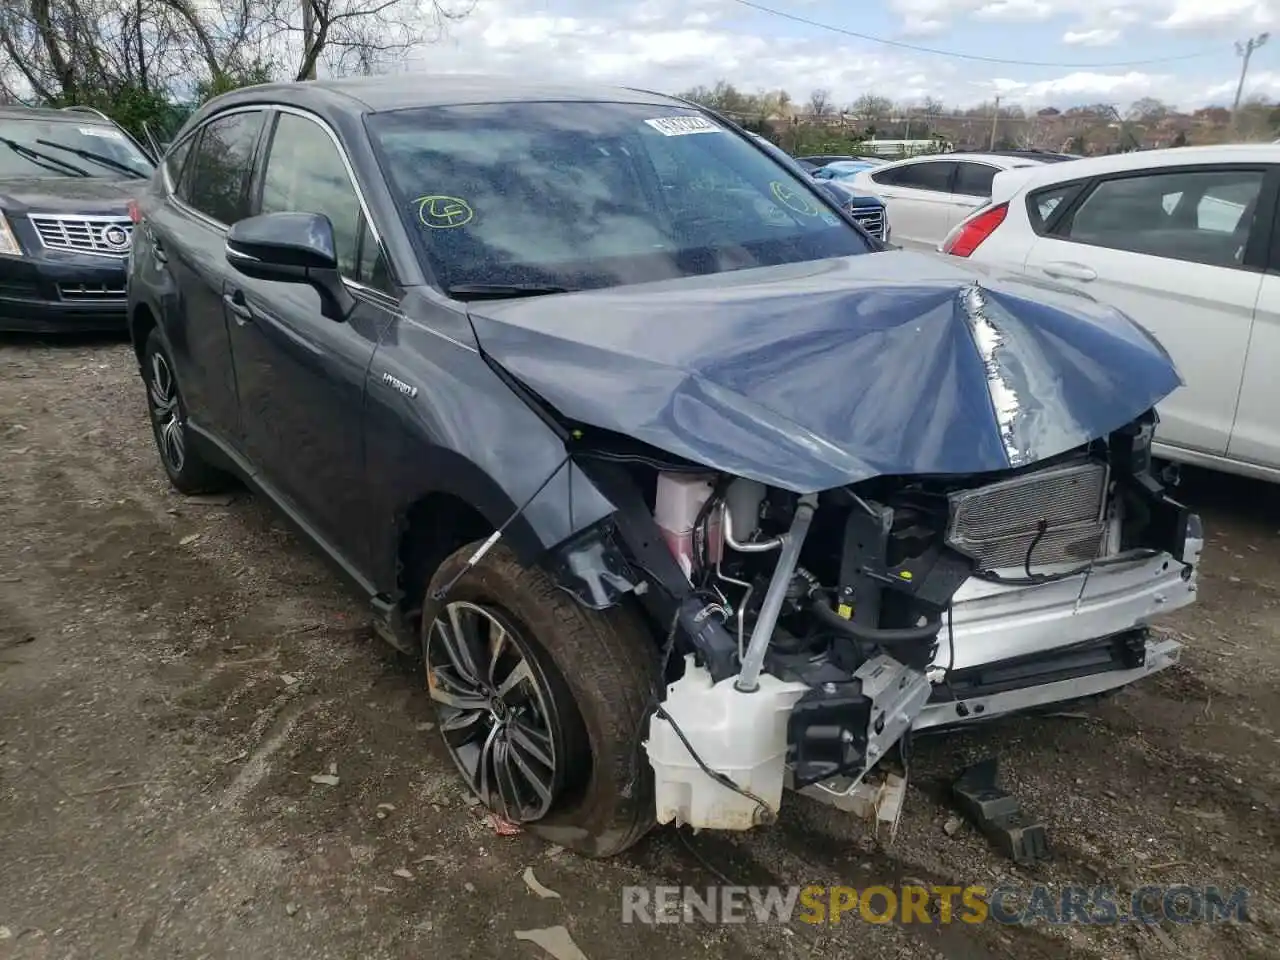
[940, 144, 1280, 483]
[848, 152, 1047, 247]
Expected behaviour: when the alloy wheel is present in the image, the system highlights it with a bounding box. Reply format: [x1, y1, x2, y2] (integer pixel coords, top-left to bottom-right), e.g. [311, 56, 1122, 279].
[147, 352, 185, 474]
[425, 601, 562, 823]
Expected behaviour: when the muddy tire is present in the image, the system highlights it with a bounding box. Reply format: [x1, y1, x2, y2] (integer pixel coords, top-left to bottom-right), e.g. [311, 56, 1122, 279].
[420, 542, 658, 858]
[141, 328, 231, 496]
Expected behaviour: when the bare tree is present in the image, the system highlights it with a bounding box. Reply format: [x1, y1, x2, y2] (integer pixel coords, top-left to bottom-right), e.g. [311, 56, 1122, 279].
[1233, 94, 1277, 141]
[1127, 97, 1169, 124]
[678, 80, 758, 115]
[807, 87, 833, 118]
[850, 94, 893, 119]
[288, 0, 474, 81]
[0, 0, 474, 122]
[1, 0, 270, 101]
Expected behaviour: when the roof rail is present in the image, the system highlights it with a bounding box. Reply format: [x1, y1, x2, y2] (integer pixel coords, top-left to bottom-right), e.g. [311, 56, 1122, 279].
[141, 120, 165, 155]
[60, 105, 114, 123]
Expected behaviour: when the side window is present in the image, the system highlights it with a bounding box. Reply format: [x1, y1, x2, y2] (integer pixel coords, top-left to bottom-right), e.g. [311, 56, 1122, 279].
[174, 129, 203, 203]
[184, 111, 265, 224]
[1060, 168, 1265, 268]
[1196, 179, 1260, 233]
[953, 162, 998, 198]
[260, 112, 363, 277]
[164, 135, 195, 193]
[889, 161, 955, 193]
[1027, 182, 1086, 234]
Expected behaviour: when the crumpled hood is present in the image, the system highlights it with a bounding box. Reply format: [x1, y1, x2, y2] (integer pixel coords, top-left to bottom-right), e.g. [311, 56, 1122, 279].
[467, 251, 1182, 493]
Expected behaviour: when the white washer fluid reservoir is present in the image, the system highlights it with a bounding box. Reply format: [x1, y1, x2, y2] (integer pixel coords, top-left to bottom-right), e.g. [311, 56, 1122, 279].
[646, 654, 808, 830]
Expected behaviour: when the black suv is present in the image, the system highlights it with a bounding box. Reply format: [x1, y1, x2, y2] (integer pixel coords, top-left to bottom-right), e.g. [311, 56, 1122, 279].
[0, 106, 154, 332]
[126, 76, 1197, 858]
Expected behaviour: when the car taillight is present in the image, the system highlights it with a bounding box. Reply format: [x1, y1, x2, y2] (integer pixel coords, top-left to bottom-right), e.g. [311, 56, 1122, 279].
[127, 199, 141, 224]
[941, 202, 1008, 257]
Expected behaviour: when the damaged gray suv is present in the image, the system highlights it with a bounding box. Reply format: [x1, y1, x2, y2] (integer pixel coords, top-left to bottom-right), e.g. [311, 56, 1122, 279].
[126, 75, 1202, 857]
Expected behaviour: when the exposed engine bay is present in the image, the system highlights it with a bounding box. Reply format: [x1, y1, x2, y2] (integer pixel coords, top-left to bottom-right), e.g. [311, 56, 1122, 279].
[567, 409, 1200, 831]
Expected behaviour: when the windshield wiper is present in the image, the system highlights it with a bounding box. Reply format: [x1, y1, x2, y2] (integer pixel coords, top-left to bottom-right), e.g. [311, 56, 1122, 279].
[35, 138, 148, 179]
[447, 282, 571, 301]
[0, 136, 89, 177]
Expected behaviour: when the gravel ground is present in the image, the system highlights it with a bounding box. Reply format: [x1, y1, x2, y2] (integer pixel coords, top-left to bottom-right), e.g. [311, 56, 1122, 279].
[1, 335, 1277, 960]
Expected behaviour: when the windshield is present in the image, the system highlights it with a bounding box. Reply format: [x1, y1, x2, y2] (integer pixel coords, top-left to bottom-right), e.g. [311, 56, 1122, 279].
[367, 101, 874, 293]
[750, 135, 817, 180]
[0, 117, 154, 179]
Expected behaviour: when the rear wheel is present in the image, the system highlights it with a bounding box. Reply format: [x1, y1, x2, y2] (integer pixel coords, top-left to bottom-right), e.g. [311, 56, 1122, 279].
[420, 542, 658, 857]
[142, 329, 231, 495]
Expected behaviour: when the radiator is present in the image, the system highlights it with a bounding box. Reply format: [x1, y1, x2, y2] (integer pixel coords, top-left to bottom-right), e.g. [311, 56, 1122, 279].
[945, 459, 1109, 571]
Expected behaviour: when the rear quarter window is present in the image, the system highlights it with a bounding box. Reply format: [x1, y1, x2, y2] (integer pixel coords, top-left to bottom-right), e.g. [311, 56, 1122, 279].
[1026, 181, 1086, 234]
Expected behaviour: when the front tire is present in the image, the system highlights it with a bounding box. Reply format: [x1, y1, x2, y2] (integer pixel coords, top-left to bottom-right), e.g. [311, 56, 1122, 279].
[142, 328, 230, 495]
[420, 542, 658, 858]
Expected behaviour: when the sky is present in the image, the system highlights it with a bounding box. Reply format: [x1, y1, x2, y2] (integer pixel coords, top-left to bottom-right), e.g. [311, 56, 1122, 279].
[407, 0, 1280, 111]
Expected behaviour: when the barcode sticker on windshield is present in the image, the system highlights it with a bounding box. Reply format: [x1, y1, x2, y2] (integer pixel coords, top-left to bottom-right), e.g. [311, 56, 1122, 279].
[79, 126, 125, 140]
[644, 116, 721, 136]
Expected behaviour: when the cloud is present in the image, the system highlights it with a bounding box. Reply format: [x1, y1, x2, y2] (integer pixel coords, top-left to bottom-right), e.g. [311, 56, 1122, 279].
[973, 0, 1053, 21]
[1158, 0, 1277, 31]
[891, 0, 1278, 43]
[386, 0, 1266, 111]
[891, 0, 1089, 28]
[1062, 28, 1121, 45]
[889, 0, 1045, 28]
[1197, 69, 1280, 101]
[989, 70, 1172, 103]
[420, 0, 955, 103]
[0, 0, 1265, 115]
[900, 17, 949, 36]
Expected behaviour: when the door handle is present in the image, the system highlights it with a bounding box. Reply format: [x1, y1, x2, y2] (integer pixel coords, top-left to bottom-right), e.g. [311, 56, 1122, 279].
[222, 290, 253, 324]
[1041, 261, 1097, 282]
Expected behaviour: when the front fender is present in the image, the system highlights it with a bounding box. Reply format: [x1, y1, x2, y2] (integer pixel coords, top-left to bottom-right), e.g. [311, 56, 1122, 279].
[377, 452, 645, 613]
[364, 306, 632, 609]
[389, 446, 563, 564]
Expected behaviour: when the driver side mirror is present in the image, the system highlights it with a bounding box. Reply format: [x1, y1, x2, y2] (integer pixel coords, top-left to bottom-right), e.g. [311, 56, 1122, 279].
[225, 212, 355, 322]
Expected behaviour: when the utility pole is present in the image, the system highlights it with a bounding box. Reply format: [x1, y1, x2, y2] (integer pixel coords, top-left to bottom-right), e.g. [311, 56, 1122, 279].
[989, 95, 1001, 149]
[1233, 33, 1269, 133]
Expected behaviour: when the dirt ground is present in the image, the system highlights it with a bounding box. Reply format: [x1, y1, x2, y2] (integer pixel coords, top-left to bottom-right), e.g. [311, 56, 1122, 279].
[1, 335, 1278, 960]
